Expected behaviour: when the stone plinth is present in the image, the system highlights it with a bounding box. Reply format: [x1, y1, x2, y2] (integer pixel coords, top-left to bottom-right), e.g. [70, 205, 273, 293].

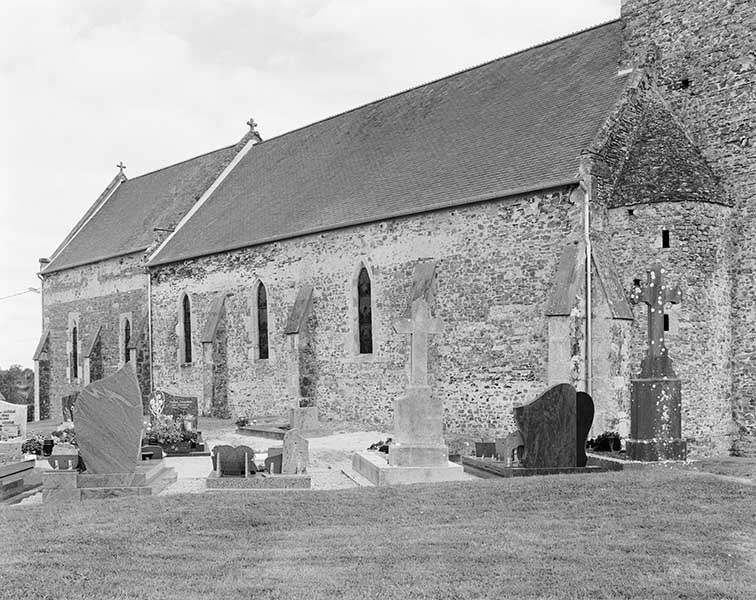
[461, 456, 607, 479]
[1, 459, 39, 501]
[353, 450, 466, 487]
[206, 473, 311, 489]
[627, 378, 687, 461]
[43, 460, 177, 503]
[389, 385, 447, 467]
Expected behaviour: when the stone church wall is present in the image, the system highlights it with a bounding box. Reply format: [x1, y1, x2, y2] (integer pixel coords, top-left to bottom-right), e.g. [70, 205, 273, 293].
[40, 253, 149, 420]
[150, 186, 582, 439]
[622, 0, 756, 454]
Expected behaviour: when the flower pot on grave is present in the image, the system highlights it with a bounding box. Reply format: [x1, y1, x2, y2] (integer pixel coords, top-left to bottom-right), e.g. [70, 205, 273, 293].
[164, 441, 193, 454]
[42, 439, 54, 456]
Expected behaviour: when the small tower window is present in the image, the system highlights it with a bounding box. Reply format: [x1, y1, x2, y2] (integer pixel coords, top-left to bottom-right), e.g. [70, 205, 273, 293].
[124, 319, 131, 363]
[182, 294, 192, 363]
[358, 267, 373, 354]
[662, 229, 670, 249]
[664, 314, 670, 332]
[71, 324, 79, 380]
[633, 278, 641, 289]
[257, 283, 269, 360]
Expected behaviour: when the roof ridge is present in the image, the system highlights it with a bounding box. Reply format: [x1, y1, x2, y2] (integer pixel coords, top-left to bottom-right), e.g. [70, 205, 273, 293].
[123, 143, 237, 183]
[252, 19, 622, 149]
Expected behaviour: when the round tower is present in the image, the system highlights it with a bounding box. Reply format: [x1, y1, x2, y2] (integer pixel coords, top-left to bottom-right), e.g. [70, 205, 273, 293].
[619, 0, 756, 455]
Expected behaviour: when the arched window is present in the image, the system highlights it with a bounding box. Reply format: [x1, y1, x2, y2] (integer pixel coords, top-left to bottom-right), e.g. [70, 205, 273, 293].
[71, 324, 79, 379]
[124, 319, 131, 363]
[358, 267, 373, 354]
[257, 283, 269, 360]
[182, 294, 193, 363]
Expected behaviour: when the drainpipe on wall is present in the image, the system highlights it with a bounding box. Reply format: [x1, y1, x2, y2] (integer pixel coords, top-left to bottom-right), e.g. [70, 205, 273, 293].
[147, 269, 154, 393]
[580, 180, 592, 397]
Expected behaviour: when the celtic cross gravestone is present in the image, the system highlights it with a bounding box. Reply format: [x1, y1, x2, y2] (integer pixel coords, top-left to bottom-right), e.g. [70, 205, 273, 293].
[628, 264, 687, 461]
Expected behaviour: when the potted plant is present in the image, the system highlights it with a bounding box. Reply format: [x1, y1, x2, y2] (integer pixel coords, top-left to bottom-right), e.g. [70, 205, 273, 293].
[21, 435, 44, 456]
[592, 431, 622, 453]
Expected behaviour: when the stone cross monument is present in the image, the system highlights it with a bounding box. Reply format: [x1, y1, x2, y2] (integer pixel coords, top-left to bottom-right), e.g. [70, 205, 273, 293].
[389, 297, 448, 467]
[628, 264, 686, 461]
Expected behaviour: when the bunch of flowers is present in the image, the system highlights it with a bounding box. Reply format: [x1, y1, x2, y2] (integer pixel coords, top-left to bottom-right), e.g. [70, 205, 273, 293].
[21, 434, 45, 455]
[144, 415, 184, 445]
[51, 422, 77, 446]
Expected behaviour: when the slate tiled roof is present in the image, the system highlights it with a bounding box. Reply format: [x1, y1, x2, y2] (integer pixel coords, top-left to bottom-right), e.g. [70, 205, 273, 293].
[43, 145, 238, 273]
[151, 20, 628, 266]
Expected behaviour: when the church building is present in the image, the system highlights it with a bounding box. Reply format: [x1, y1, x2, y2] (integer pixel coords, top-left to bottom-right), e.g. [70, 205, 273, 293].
[35, 0, 756, 457]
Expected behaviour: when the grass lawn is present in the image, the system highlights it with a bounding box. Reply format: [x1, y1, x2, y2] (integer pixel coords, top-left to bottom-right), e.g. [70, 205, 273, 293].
[1, 469, 754, 600]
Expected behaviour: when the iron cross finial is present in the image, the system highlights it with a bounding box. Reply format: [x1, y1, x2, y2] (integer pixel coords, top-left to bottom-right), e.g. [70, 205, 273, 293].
[116, 162, 126, 175]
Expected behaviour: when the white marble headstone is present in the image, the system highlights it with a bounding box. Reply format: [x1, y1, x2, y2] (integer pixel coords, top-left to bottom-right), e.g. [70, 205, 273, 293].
[0, 399, 27, 441]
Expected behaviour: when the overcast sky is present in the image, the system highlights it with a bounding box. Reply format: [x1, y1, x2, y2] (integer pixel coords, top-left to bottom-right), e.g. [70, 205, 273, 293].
[0, 0, 619, 369]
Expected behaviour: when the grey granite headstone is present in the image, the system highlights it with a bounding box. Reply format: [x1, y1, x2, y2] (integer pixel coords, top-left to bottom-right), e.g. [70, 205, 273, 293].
[282, 429, 308, 474]
[73, 367, 143, 474]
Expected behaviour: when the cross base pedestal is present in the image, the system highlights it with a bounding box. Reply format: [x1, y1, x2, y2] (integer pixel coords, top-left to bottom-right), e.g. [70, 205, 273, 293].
[626, 437, 687, 462]
[392, 386, 444, 445]
[389, 444, 449, 467]
[352, 450, 467, 486]
[629, 377, 686, 461]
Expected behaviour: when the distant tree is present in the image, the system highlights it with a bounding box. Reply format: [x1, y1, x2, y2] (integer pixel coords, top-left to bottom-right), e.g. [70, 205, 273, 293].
[0, 365, 34, 421]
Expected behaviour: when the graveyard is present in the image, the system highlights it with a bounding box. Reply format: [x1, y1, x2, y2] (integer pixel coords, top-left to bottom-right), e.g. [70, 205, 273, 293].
[2, 359, 756, 598]
[1, 264, 755, 599]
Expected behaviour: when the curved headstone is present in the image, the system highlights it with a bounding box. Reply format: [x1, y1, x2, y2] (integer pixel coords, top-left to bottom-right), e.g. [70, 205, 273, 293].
[212, 445, 256, 476]
[73, 367, 143, 474]
[514, 383, 590, 469]
[575, 391, 594, 468]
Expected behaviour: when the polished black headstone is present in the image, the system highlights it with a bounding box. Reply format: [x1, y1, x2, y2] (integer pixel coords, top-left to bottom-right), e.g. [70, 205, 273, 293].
[575, 391, 594, 468]
[514, 384, 594, 469]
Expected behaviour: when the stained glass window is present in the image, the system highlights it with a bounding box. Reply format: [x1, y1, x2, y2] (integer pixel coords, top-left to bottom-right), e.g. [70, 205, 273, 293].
[258, 284, 269, 359]
[124, 319, 131, 363]
[358, 267, 373, 354]
[183, 295, 192, 363]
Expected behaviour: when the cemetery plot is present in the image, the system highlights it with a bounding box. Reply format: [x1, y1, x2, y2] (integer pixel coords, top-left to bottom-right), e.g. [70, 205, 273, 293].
[42, 367, 177, 503]
[206, 429, 311, 489]
[462, 383, 607, 478]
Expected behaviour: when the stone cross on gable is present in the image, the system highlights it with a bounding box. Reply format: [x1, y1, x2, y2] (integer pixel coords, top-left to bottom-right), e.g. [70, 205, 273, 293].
[630, 264, 682, 376]
[116, 162, 126, 175]
[392, 297, 443, 387]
